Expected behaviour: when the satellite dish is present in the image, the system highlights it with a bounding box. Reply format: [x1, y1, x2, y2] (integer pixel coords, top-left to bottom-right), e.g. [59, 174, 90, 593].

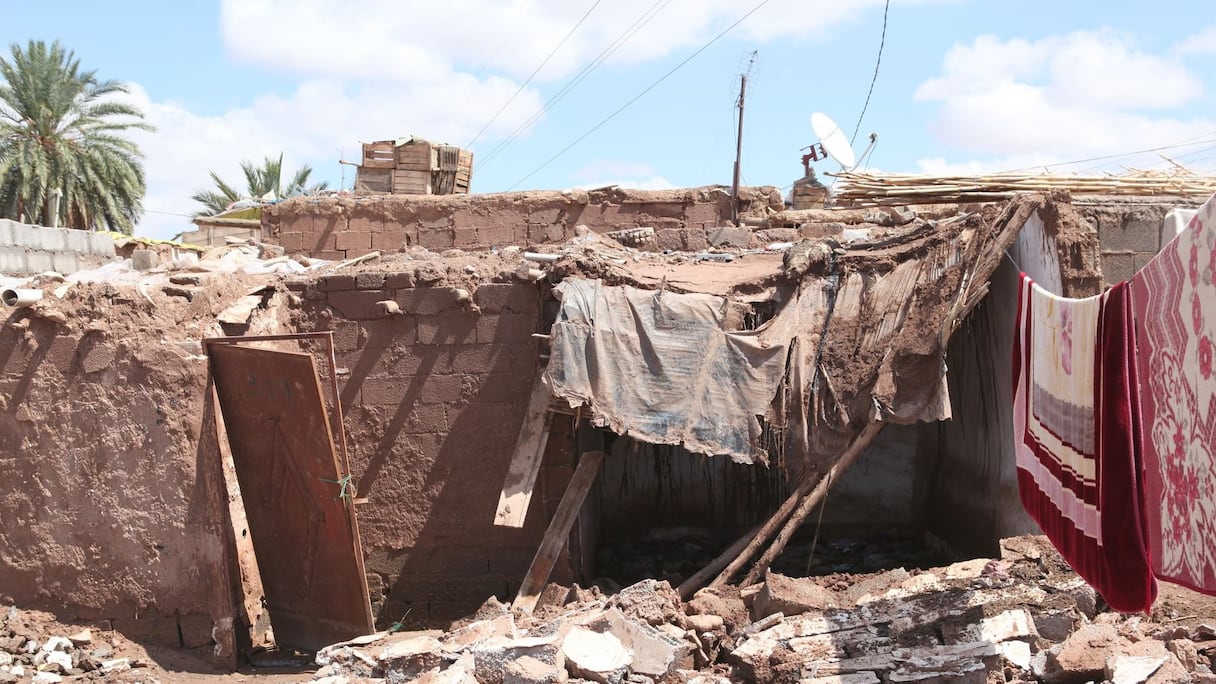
[810, 112, 856, 170]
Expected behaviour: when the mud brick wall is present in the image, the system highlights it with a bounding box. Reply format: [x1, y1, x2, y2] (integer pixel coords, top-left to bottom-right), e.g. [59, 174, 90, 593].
[262, 187, 784, 260]
[0, 308, 234, 659]
[293, 273, 581, 628]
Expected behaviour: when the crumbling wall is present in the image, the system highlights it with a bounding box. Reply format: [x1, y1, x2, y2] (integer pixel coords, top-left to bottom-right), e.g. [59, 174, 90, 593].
[0, 219, 116, 275]
[262, 187, 784, 260]
[0, 294, 234, 659]
[287, 270, 575, 627]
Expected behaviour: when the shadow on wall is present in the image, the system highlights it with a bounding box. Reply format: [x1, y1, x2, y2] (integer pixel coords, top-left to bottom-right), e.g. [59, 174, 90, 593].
[0, 308, 236, 671]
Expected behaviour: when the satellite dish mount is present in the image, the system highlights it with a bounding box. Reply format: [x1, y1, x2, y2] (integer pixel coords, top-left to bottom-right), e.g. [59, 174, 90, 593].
[803, 112, 877, 175]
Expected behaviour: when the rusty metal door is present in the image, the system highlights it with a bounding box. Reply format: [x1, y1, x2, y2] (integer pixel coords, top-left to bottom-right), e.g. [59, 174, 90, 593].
[208, 344, 373, 651]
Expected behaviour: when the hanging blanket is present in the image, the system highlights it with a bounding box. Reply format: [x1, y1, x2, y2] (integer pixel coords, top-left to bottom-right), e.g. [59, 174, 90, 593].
[1130, 199, 1216, 596]
[1013, 275, 1156, 612]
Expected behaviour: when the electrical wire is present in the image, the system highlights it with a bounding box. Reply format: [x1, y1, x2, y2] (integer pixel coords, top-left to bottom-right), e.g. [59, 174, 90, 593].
[1000, 133, 1216, 175]
[465, 0, 604, 150]
[478, 0, 672, 169]
[851, 0, 889, 145]
[507, 0, 774, 190]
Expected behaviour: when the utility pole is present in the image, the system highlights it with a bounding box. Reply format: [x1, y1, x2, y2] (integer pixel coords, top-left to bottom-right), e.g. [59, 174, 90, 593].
[730, 73, 745, 226]
[731, 51, 757, 226]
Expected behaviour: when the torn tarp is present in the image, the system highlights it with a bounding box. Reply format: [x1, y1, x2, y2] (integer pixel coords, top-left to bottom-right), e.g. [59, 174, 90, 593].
[545, 279, 789, 463]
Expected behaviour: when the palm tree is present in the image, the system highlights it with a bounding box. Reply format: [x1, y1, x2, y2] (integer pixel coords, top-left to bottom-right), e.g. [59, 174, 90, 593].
[192, 153, 329, 216]
[0, 40, 151, 233]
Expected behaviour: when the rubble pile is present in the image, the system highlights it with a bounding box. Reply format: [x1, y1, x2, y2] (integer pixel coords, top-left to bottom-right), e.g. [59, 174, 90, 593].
[311, 536, 1216, 684]
[0, 607, 147, 683]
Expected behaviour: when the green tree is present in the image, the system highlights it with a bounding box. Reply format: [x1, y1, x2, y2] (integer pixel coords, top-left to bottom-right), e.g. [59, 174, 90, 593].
[192, 153, 328, 216]
[0, 40, 151, 233]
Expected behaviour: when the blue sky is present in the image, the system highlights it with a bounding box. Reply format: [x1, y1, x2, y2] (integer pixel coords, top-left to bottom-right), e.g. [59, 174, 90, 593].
[4, 1, 1216, 239]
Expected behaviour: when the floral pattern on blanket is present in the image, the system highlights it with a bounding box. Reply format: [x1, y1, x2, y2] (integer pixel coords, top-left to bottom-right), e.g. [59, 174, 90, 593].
[1133, 204, 1216, 594]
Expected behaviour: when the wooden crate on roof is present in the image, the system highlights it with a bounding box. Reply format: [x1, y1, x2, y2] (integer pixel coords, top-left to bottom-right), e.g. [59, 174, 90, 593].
[362, 141, 396, 169]
[355, 167, 392, 194]
[395, 141, 437, 171]
[393, 169, 433, 195]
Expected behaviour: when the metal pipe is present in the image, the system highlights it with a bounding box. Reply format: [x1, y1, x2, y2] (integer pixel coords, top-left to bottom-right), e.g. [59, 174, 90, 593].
[523, 252, 559, 263]
[2, 288, 42, 307]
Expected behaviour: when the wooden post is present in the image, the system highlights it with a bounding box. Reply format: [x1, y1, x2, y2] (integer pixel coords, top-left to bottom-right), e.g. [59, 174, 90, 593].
[741, 420, 884, 585]
[708, 477, 811, 589]
[513, 450, 605, 613]
[494, 374, 554, 527]
[677, 524, 759, 599]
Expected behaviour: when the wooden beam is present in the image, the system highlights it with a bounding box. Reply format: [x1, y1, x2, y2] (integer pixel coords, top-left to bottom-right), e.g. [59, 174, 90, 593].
[513, 450, 605, 613]
[741, 420, 885, 585]
[677, 524, 759, 600]
[708, 478, 810, 589]
[494, 374, 554, 528]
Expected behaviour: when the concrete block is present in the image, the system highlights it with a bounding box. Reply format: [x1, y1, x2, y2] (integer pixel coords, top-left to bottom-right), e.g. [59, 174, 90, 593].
[0, 219, 15, 245]
[87, 231, 116, 257]
[0, 245, 27, 274]
[131, 249, 158, 271]
[25, 250, 53, 274]
[1101, 252, 1136, 285]
[706, 226, 754, 248]
[51, 252, 79, 274]
[33, 226, 68, 251]
[64, 229, 90, 253]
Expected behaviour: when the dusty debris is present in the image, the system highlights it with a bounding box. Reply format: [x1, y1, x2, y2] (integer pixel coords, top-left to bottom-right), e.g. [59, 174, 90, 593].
[310, 536, 1216, 684]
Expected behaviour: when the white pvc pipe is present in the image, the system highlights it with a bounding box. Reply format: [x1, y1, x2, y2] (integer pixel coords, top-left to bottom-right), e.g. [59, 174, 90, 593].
[523, 252, 559, 263]
[2, 288, 42, 307]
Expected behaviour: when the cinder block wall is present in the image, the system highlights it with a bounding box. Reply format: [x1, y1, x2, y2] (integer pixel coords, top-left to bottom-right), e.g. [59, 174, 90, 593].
[262, 187, 784, 259]
[0, 218, 116, 275]
[291, 272, 579, 627]
[1077, 200, 1196, 286]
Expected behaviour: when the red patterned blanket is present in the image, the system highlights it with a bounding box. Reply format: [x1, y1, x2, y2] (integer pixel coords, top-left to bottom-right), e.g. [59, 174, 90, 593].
[1130, 200, 1216, 596]
[1013, 275, 1156, 612]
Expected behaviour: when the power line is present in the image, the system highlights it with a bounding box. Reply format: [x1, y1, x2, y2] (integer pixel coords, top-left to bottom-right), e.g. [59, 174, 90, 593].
[478, 0, 672, 169]
[851, 0, 889, 145]
[465, 0, 604, 150]
[998, 133, 1216, 175]
[508, 0, 774, 190]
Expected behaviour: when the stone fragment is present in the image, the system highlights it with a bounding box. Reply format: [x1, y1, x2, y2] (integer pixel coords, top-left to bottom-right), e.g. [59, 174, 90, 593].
[43, 650, 72, 672]
[998, 640, 1033, 670]
[504, 655, 568, 684]
[682, 614, 723, 633]
[609, 580, 682, 627]
[1106, 655, 1167, 684]
[599, 608, 689, 680]
[31, 672, 62, 684]
[980, 609, 1038, 642]
[753, 571, 839, 619]
[802, 674, 880, 684]
[1046, 623, 1125, 683]
[560, 627, 631, 683]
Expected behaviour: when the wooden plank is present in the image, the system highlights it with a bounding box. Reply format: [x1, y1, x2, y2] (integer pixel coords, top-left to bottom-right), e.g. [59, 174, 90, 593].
[362, 142, 395, 169]
[494, 375, 554, 527]
[512, 450, 605, 613]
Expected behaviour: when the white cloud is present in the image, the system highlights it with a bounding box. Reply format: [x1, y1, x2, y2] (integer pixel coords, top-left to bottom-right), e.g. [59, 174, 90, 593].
[219, 0, 916, 84]
[1176, 25, 1216, 55]
[915, 30, 1215, 173]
